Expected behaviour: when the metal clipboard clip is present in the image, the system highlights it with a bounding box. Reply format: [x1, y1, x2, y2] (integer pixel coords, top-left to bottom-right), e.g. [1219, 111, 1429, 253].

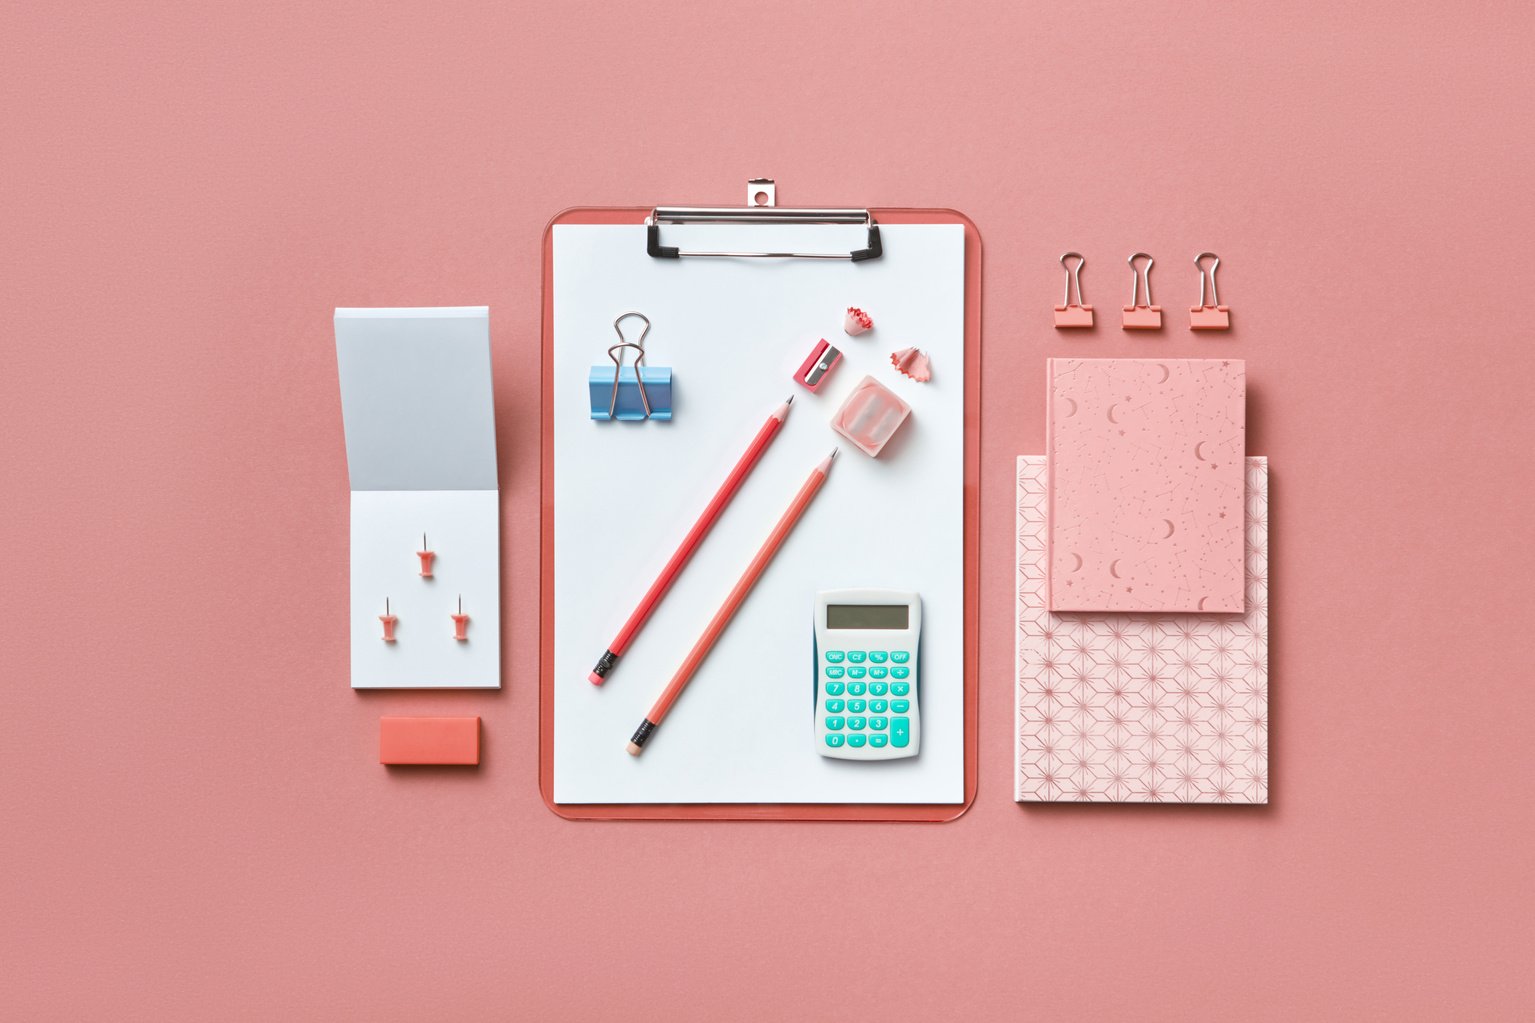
[589, 312, 673, 421]
[646, 178, 883, 262]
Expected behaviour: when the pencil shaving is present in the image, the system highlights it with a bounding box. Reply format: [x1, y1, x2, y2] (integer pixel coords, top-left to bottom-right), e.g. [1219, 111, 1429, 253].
[890, 347, 932, 382]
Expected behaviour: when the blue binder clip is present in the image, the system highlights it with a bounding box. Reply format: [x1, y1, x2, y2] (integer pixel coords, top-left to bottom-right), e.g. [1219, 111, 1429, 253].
[589, 311, 673, 421]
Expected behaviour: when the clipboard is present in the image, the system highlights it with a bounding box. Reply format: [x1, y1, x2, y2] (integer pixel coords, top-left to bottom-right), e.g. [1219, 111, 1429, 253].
[539, 183, 981, 821]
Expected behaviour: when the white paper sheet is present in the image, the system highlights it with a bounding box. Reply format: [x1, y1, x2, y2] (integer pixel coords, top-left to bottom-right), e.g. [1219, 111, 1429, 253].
[551, 223, 965, 803]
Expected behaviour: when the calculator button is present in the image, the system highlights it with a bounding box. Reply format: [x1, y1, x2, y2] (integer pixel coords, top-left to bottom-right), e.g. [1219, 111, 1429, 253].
[847, 734, 867, 748]
[847, 682, 866, 696]
[891, 699, 910, 713]
[890, 682, 910, 696]
[891, 666, 910, 679]
[869, 682, 888, 697]
[869, 666, 888, 679]
[825, 651, 845, 663]
[825, 665, 845, 679]
[891, 651, 910, 664]
[825, 681, 844, 696]
[847, 651, 867, 664]
[826, 716, 844, 731]
[869, 700, 887, 714]
[848, 716, 867, 731]
[847, 666, 867, 679]
[891, 717, 910, 747]
[869, 734, 889, 748]
[869, 716, 888, 731]
[824, 699, 844, 713]
[825, 734, 844, 748]
[869, 651, 888, 664]
[847, 700, 866, 713]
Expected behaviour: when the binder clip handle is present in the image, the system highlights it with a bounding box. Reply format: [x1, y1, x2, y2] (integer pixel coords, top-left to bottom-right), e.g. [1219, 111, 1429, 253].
[1194, 252, 1221, 309]
[1054, 251, 1094, 329]
[608, 312, 653, 419]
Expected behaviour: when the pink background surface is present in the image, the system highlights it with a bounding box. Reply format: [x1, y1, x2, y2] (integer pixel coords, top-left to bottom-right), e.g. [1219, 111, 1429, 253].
[3, 2, 1532, 1019]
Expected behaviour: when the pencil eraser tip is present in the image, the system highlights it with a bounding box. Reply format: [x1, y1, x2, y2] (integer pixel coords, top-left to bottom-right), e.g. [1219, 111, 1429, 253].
[588, 672, 603, 685]
[626, 742, 642, 756]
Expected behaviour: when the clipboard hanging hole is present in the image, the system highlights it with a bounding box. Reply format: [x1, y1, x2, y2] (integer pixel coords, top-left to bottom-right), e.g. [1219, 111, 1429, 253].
[747, 178, 776, 207]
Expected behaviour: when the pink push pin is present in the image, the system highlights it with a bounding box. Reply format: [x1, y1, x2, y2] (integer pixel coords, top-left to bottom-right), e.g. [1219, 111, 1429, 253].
[1122, 252, 1163, 330]
[451, 595, 470, 642]
[417, 533, 436, 577]
[1054, 252, 1094, 329]
[1189, 252, 1231, 330]
[380, 598, 398, 643]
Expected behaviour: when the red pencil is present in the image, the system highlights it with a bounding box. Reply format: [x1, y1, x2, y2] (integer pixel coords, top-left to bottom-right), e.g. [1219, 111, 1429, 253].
[588, 396, 794, 685]
[627, 449, 838, 755]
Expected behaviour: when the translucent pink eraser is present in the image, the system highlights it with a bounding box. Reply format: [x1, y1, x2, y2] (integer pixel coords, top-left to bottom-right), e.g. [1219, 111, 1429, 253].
[831, 375, 910, 457]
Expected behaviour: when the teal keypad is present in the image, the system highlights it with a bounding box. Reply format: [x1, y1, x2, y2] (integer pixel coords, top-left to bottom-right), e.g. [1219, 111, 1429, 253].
[822, 648, 913, 754]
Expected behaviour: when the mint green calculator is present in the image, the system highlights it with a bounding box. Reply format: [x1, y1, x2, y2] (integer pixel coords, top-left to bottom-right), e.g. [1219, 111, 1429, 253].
[813, 589, 920, 760]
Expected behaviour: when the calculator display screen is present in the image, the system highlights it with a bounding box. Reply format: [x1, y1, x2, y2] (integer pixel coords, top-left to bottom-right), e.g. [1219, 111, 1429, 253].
[826, 604, 908, 630]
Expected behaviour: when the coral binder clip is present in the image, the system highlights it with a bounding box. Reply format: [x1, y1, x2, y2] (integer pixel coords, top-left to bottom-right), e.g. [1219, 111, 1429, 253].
[1054, 252, 1093, 328]
[1189, 252, 1231, 330]
[1122, 252, 1162, 330]
[589, 312, 673, 420]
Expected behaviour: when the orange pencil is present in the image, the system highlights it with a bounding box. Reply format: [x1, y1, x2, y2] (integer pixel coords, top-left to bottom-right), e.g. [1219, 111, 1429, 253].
[627, 449, 839, 755]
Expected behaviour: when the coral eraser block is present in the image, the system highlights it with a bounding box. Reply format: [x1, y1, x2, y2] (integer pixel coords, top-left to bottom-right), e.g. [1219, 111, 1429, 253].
[379, 716, 481, 765]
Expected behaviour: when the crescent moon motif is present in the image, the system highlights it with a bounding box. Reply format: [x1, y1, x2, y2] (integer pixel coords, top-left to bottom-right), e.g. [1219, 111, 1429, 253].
[1109, 559, 1121, 579]
[1062, 397, 1077, 418]
[1155, 363, 1170, 383]
[1194, 440, 1206, 461]
[1069, 552, 1083, 572]
[1197, 596, 1210, 610]
[1107, 403, 1119, 424]
[1162, 519, 1175, 538]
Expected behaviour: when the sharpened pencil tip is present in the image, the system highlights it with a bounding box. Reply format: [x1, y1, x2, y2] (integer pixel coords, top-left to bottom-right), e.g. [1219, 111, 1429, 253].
[785, 394, 794, 406]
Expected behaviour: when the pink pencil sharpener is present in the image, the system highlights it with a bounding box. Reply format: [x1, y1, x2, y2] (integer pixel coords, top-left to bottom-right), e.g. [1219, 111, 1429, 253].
[831, 375, 911, 457]
[794, 338, 842, 393]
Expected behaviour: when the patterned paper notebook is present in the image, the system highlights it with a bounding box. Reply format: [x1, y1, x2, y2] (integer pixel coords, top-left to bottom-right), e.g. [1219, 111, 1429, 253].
[1016, 456, 1268, 803]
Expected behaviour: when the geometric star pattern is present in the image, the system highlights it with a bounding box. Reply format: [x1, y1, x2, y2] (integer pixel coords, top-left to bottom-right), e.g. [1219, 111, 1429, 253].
[1016, 456, 1269, 803]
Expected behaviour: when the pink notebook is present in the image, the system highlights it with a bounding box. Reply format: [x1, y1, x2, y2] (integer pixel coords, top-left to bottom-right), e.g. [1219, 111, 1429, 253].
[1017, 456, 1268, 803]
[1047, 358, 1246, 613]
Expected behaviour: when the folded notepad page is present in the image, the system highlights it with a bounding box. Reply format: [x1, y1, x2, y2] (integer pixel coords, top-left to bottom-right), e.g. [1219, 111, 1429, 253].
[1017, 456, 1268, 803]
[1048, 358, 1246, 613]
